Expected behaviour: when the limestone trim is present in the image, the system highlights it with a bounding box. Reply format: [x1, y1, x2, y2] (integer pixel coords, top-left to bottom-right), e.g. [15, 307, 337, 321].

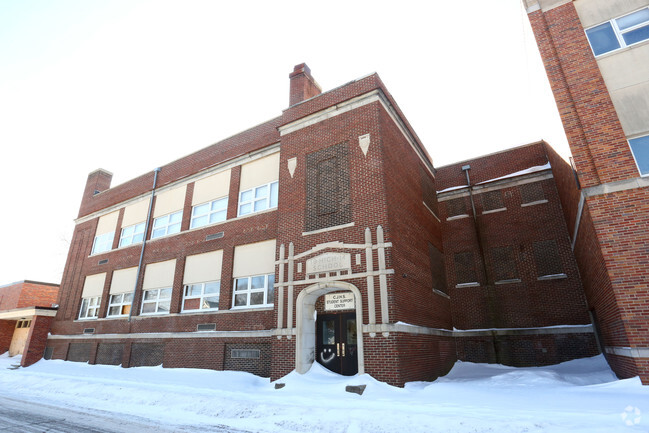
[279, 89, 435, 179]
[605, 346, 649, 358]
[302, 222, 355, 236]
[0, 307, 58, 320]
[437, 172, 553, 201]
[47, 329, 273, 340]
[294, 281, 365, 375]
[454, 324, 593, 337]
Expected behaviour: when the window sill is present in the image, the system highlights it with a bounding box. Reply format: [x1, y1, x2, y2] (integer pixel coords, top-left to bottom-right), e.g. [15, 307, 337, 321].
[537, 273, 567, 281]
[594, 37, 649, 60]
[181, 308, 219, 314]
[447, 214, 470, 221]
[230, 305, 274, 311]
[521, 200, 548, 207]
[140, 312, 171, 316]
[455, 282, 480, 288]
[482, 208, 507, 215]
[433, 289, 450, 299]
[495, 279, 522, 285]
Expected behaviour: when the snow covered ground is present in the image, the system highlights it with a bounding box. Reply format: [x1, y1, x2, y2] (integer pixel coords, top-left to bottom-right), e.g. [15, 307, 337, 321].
[0, 352, 647, 433]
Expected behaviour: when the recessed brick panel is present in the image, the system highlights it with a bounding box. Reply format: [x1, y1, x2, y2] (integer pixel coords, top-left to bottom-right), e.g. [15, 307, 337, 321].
[67, 342, 91, 362]
[130, 343, 164, 367]
[533, 240, 563, 276]
[305, 142, 351, 232]
[96, 343, 124, 366]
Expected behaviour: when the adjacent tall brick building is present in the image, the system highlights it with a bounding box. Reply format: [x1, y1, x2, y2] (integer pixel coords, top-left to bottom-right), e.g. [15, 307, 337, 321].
[523, 0, 649, 383]
[46, 63, 598, 386]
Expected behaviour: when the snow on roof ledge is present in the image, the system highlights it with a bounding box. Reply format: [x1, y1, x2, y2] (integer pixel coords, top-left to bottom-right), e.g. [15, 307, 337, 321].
[437, 162, 551, 193]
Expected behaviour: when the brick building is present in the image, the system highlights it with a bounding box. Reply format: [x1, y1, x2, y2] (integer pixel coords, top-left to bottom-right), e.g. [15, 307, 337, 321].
[0, 280, 59, 367]
[47, 64, 597, 386]
[523, 0, 649, 383]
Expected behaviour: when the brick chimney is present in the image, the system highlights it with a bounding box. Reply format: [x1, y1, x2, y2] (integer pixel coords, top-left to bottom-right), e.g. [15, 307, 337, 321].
[79, 168, 112, 217]
[289, 63, 321, 106]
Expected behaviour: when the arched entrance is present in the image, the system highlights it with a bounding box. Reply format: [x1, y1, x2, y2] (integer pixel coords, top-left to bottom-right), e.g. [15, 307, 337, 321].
[295, 281, 364, 375]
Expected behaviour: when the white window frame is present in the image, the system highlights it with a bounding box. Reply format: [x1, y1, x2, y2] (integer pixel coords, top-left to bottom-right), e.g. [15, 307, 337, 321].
[232, 273, 274, 308]
[78, 296, 101, 320]
[119, 222, 145, 247]
[181, 281, 221, 312]
[151, 210, 182, 239]
[140, 287, 172, 315]
[91, 231, 114, 255]
[585, 7, 649, 56]
[238, 181, 278, 216]
[190, 197, 228, 229]
[107, 293, 133, 317]
[628, 135, 649, 176]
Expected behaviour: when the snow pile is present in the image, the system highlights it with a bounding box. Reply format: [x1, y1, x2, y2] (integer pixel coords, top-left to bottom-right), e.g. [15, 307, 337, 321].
[1, 352, 647, 432]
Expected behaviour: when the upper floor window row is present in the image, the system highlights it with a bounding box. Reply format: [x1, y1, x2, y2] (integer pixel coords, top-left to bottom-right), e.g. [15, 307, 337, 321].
[89, 153, 279, 255]
[586, 7, 649, 56]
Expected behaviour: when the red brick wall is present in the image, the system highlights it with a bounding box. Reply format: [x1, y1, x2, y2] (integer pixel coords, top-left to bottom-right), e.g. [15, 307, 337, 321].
[526, 4, 637, 188]
[17, 282, 59, 308]
[379, 108, 451, 329]
[21, 315, 54, 367]
[527, 2, 649, 384]
[0, 320, 16, 354]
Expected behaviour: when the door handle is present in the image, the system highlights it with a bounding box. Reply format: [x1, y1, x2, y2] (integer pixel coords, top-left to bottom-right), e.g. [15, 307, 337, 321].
[342, 343, 345, 357]
[336, 343, 340, 357]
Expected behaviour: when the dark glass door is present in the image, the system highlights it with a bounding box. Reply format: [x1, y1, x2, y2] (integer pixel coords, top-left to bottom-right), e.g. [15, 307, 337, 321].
[316, 312, 358, 375]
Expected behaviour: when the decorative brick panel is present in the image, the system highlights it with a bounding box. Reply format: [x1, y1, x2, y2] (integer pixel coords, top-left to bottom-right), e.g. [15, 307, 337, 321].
[96, 343, 124, 366]
[129, 343, 164, 367]
[67, 342, 91, 363]
[305, 142, 352, 232]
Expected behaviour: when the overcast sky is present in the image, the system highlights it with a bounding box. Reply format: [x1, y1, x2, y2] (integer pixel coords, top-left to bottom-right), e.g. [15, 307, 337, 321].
[0, 0, 569, 285]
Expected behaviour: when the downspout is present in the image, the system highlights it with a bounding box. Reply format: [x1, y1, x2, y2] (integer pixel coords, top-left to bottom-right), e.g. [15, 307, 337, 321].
[462, 165, 500, 363]
[128, 167, 161, 322]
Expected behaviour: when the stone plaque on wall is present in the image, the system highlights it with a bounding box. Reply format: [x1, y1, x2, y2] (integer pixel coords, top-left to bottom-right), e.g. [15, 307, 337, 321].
[306, 252, 351, 274]
[324, 292, 355, 311]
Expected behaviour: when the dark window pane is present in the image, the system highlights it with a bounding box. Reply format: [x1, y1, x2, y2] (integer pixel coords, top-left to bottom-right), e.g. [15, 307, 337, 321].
[622, 25, 649, 46]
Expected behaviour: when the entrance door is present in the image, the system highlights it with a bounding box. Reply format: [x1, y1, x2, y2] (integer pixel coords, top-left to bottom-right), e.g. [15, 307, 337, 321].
[316, 312, 358, 375]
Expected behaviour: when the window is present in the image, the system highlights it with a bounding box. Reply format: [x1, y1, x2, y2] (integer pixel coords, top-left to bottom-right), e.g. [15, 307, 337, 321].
[231, 349, 260, 359]
[533, 240, 564, 278]
[79, 296, 101, 319]
[520, 182, 546, 205]
[119, 222, 145, 247]
[491, 246, 519, 282]
[191, 197, 227, 229]
[238, 181, 278, 216]
[182, 281, 220, 312]
[447, 197, 468, 218]
[586, 8, 649, 56]
[629, 135, 649, 176]
[481, 190, 505, 212]
[91, 231, 114, 254]
[107, 292, 133, 317]
[141, 288, 171, 315]
[454, 251, 478, 286]
[232, 274, 274, 308]
[151, 211, 182, 239]
[16, 320, 31, 329]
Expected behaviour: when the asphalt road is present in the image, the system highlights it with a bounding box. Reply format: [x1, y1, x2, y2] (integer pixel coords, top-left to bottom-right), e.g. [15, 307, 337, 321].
[0, 396, 247, 433]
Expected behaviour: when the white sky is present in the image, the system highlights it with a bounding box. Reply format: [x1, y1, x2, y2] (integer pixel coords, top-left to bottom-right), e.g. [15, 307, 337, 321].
[0, 0, 570, 285]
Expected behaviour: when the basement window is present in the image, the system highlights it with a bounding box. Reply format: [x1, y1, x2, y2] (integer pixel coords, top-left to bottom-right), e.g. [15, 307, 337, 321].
[585, 7, 649, 56]
[231, 349, 260, 359]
